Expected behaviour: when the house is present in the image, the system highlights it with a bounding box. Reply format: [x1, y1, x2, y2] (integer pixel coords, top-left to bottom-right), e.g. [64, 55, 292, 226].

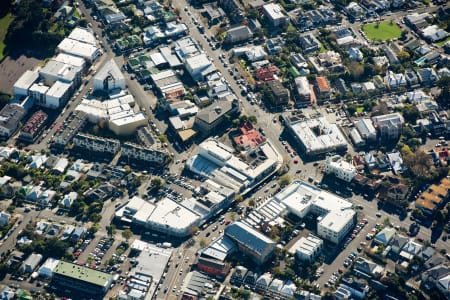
[400, 240, 423, 261]
[416, 68, 439, 86]
[421, 265, 450, 299]
[354, 257, 384, 278]
[28, 155, 48, 169]
[262, 3, 289, 27]
[203, 3, 225, 25]
[421, 25, 449, 43]
[355, 119, 377, 142]
[340, 277, 369, 299]
[60, 192, 78, 208]
[314, 76, 331, 100]
[185, 53, 216, 81]
[230, 266, 248, 286]
[0, 211, 11, 226]
[405, 69, 419, 87]
[20, 253, 43, 273]
[387, 183, 409, 201]
[387, 151, 404, 174]
[194, 99, 240, 135]
[294, 76, 311, 103]
[390, 234, 409, 255]
[255, 273, 273, 292]
[217, 0, 245, 23]
[374, 228, 396, 246]
[298, 34, 321, 54]
[225, 26, 253, 44]
[245, 46, 267, 62]
[346, 2, 365, 21]
[72, 226, 85, 241]
[0, 104, 26, 139]
[384, 71, 407, 89]
[349, 47, 363, 61]
[291, 234, 323, 262]
[266, 81, 289, 106]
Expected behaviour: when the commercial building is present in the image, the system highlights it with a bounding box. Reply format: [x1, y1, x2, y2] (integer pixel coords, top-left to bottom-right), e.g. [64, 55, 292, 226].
[225, 221, 276, 264]
[415, 177, 450, 215]
[73, 133, 121, 155]
[57, 36, 99, 62]
[44, 81, 72, 109]
[185, 53, 216, 82]
[93, 59, 126, 92]
[372, 113, 404, 140]
[109, 112, 147, 136]
[68, 27, 97, 45]
[194, 99, 240, 135]
[279, 180, 355, 244]
[53, 111, 88, 147]
[19, 110, 48, 143]
[0, 104, 26, 139]
[150, 70, 185, 100]
[262, 3, 289, 27]
[186, 138, 283, 194]
[121, 142, 168, 165]
[355, 118, 377, 142]
[294, 76, 311, 103]
[266, 81, 289, 106]
[115, 196, 201, 237]
[324, 155, 357, 182]
[290, 234, 323, 262]
[40, 59, 82, 87]
[225, 26, 253, 44]
[52, 261, 113, 296]
[53, 53, 86, 70]
[284, 114, 347, 156]
[13, 70, 39, 97]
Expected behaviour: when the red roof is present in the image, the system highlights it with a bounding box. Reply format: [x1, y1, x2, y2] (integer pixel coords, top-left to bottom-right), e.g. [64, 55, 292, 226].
[316, 76, 330, 92]
[234, 122, 266, 149]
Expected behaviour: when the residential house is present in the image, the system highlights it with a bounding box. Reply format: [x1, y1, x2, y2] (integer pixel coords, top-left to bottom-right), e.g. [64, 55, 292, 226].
[298, 34, 321, 54]
[340, 277, 369, 299]
[416, 68, 439, 86]
[349, 47, 363, 61]
[314, 76, 331, 100]
[387, 151, 404, 174]
[353, 257, 384, 278]
[324, 155, 357, 182]
[374, 228, 396, 246]
[421, 265, 450, 299]
[405, 69, 420, 87]
[0, 104, 26, 139]
[294, 76, 311, 103]
[60, 192, 78, 208]
[372, 113, 404, 141]
[262, 3, 289, 27]
[20, 253, 43, 273]
[400, 240, 423, 261]
[217, 0, 245, 23]
[390, 234, 409, 255]
[0, 211, 11, 226]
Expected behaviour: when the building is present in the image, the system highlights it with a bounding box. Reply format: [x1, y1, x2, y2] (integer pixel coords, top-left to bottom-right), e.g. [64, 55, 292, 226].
[279, 181, 355, 244]
[197, 256, 231, 277]
[52, 261, 113, 295]
[150, 70, 185, 100]
[38, 258, 60, 278]
[340, 277, 369, 299]
[0, 211, 11, 226]
[298, 34, 321, 54]
[415, 177, 450, 215]
[44, 81, 72, 108]
[290, 234, 323, 262]
[284, 114, 348, 156]
[203, 3, 225, 25]
[53, 111, 87, 147]
[355, 118, 377, 142]
[13, 70, 39, 97]
[421, 265, 450, 299]
[18, 110, 48, 143]
[217, 0, 245, 23]
[186, 138, 283, 194]
[109, 112, 147, 136]
[324, 155, 357, 182]
[262, 3, 289, 27]
[0, 104, 26, 139]
[266, 81, 289, 106]
[185, 53, 216, 82]
[374, 227, 396, 246]
[225, 26, 253, 44]
[121, 142, 168, 165]
[354, 257, 384, 278]
[416, 68, 439, 86]
[73, 133, 121, 155]
[372, 113, 404, 140]
[195, 99, 240, 135]
[20, 253, 43, 273]
[93, 59, 125, 92]
[54, 53, 86, 71]
[384, 71, 407, 89]
[40, 60, 82, 87]
[314, 76, 331, 100]
[225, 221, 276, 265]
[57, 32, 100, 62]
[294, 76, 311, 103]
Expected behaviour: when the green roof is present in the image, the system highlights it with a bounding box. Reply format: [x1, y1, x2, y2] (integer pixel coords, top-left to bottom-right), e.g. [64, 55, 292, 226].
[54, 261, 113, 287]
[288, 66, 300, 77]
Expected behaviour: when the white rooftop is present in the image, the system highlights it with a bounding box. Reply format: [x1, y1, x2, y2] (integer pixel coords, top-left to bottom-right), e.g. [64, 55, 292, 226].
[14, 70, 39, 91]
[54, 53, 86, 68]
[68, 27, 97, 45]
[148, 198, 200, 231]
[57, 38, 99, 60]
[46, 81, 71, 98]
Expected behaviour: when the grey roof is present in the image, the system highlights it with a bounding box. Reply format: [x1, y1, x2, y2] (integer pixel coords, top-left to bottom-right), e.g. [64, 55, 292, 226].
[227, 26, 252, 39]
[225, 221, 275, 255]
[0, 104, 26, 132]
[196, 100, 235, 124]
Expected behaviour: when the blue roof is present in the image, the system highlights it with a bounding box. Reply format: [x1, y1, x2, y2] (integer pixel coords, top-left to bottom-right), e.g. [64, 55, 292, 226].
[225, 221, 275, 255]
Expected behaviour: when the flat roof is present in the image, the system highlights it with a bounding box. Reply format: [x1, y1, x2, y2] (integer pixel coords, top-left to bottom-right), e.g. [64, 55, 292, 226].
[54, 53, 86, 68]
[40, 60, 82, 82]
[46, 81, 72, 98]
[263, 3, 286, 20]
[14, 70, 39, 90]
[58, 38, 98, 60]
[149, 198, 200, 230]
[68, 27, 97, 45]
[53, 261, 113, 287]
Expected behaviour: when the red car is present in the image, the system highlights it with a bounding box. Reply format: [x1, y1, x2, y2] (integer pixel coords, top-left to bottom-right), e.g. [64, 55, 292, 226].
[293, 160, 298, 164]
[225, 220, 231, 225]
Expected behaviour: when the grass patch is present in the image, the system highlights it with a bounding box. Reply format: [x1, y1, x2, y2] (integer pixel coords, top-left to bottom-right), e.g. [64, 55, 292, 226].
[362, 20, 402, 42]
[436, 36, 450, 47]
[0, 13, 13, 60]
[356, 107, 364, 113]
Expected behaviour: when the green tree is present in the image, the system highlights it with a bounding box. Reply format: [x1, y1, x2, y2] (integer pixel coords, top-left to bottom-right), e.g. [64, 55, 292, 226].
[122, 229, 133, 242]
[199, 238, 207, 248]
[157, 135, 168, 143]
[150, 177, 164, 190]
[279, 174, 292, 188]
[106, 225, 116, 237]
[402, 105, 420, 124]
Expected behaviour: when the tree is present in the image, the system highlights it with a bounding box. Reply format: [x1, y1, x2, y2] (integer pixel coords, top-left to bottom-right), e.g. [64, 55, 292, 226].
[348, 61, 364, 81]
[279, 174, 291, 188]
[199, 238, 207, 248]
[235, 194, 243, 202]
[106, 225, 116, 237]
[157, 135, 167, 143]
[401, 105, 419, 124]
[122, 229, 133, 242]
[248, 115, 257, 124]
[249, 199, 256, 207]
[150, 177, 164, 191]
[398, 50, 410, 62]
[437, 76, 450, 105]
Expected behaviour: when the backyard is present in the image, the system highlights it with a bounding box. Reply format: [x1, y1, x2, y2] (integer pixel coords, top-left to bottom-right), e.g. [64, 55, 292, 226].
[362, 20, 402, 42]
[0, 13, 13, 61]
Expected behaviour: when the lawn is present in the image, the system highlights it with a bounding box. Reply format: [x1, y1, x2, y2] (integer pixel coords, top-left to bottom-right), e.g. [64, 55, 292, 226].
[356, 107, 364, 113]
[362, 20, 402, 42]
[436, 36, 450, 47]
[0, 13, 13, 61]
